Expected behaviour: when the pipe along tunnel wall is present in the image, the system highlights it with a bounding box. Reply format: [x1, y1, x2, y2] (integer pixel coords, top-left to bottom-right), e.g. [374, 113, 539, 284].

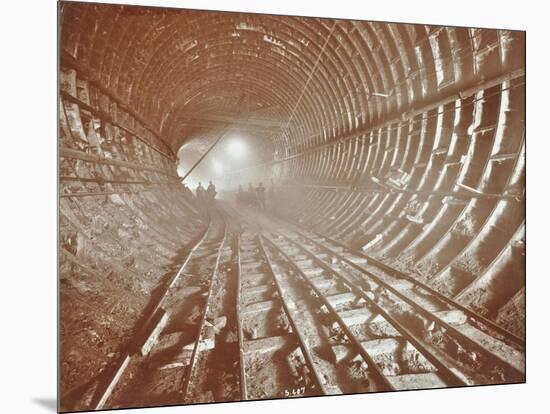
[59, 3, 525, 411]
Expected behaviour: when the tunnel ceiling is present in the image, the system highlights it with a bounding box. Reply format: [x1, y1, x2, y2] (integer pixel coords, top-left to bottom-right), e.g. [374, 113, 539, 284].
[60, 2, 525, 163]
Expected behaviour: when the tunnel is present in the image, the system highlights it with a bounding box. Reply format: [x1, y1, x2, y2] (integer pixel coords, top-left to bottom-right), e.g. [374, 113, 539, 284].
[58, 2, 525, 412]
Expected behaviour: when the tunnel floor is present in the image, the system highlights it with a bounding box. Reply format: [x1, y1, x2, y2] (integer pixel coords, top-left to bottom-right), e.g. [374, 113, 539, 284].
[59, 198, 525, 412]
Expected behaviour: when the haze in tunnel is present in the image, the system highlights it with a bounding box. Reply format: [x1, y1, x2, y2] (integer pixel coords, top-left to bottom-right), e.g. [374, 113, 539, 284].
[176, 129, 275, 196]
[58, 2, 525, 412]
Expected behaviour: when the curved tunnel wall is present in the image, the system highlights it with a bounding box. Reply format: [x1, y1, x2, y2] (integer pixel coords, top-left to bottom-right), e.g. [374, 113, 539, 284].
[266, 25, 525, 336]
[58, 3, 525, 406]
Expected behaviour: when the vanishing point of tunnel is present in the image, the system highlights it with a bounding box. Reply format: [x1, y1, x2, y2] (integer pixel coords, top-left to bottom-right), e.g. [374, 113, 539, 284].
[58, 2, 525, 412]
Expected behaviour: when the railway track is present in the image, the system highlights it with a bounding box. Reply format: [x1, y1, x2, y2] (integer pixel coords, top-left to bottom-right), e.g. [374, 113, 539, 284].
[89, 207, 228, 410]
[231, 211, 447, 394]
[264, 228, 525, 387]
[236, 227, 328, 399]
[82, 204, 524, 410]
[302, 229, 525, 351]
[230, 207, 524, 393]
[182, 212, 239, 404]
[263, 212, 525, 351]
[263, 233, 460, 391]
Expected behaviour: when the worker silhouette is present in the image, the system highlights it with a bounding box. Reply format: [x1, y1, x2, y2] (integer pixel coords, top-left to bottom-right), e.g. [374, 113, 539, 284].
[256, 182, 266, 210]
[195, 182, 206, 202]
[206, 180, 217, 202]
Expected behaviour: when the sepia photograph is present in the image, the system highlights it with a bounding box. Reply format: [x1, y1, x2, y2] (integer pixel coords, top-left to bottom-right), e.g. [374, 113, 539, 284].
[57, 1, 525, 412]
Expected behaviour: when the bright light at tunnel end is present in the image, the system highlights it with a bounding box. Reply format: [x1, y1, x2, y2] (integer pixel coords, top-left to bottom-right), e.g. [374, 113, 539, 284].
[227, 138, 248, 158]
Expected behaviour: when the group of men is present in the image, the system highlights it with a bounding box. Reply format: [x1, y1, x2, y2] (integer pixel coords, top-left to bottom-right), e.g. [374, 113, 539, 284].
[180, 180, 273, 210]
[236, 182, 267, 209]
[195, 181, 217, 203]
[181, 180, 218, 205]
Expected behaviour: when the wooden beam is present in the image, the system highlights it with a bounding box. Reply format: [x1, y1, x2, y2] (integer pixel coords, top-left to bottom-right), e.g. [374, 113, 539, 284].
[60, 147, 179, 179]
